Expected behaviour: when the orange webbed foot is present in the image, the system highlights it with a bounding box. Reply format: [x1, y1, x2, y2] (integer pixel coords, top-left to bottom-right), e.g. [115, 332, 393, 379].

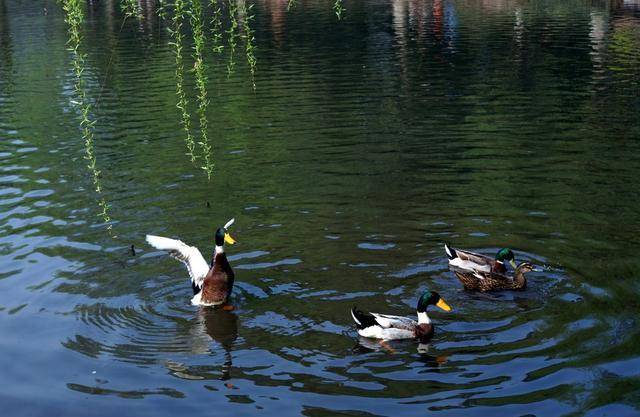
[436, 355, 449, 365]
[222, 304, 235, 311]
[379, 340, 396, 354]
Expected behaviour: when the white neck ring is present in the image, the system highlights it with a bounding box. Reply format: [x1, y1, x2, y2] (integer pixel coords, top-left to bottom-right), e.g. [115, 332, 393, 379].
[417, 311, 431, 324]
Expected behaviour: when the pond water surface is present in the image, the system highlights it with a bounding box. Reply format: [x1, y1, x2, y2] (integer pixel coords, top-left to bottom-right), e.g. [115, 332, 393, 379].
[1, 0, 640, 416]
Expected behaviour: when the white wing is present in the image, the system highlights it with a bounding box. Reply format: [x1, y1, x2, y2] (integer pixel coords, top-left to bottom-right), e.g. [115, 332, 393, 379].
[224, 218, 235, 229]
[145, 235, 210, 287]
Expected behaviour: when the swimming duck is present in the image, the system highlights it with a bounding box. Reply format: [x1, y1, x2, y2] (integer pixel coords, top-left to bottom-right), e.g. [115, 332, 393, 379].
[444, 243, 517, 275]
[350, 291, 452, 342]
[146, 218, 237, 308]
[452, 262, 536, 292]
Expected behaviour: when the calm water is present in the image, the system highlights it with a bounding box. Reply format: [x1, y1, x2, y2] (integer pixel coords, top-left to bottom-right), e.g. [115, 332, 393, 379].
[1, 0, 640, 415]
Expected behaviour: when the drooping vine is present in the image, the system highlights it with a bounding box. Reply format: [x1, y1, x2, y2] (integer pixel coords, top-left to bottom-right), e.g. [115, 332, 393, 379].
[334, 0, 345, 20]
[169, 0, 197, 161]
[190, 0, 214, 178]
[240, 1, 257, 89]
[210, 0, 224, 54]
[58, 0, 279, 185]
[157, 0, 168, 21]
[121, 0, 142, 19]
[62, 0, 112, 229]
[226, 0, 239, 76]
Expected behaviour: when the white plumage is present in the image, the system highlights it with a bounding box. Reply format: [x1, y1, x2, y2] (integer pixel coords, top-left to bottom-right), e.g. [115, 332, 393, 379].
[145, 235, 210, 288]
[357, 313, 418, 339]
[352, 310, 424, 340]
[358, 325, 415, 340]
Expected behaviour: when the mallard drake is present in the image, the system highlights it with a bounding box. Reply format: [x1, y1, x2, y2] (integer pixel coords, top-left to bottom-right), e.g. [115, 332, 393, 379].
[453, 262, 537, 291]
[444, 243, 517, 275]
[350, 291, 452, 342]
[146, 218, 237, 308]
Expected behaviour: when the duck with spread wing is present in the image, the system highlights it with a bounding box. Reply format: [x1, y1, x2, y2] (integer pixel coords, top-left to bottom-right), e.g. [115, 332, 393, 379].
[146, 218, 237, 308]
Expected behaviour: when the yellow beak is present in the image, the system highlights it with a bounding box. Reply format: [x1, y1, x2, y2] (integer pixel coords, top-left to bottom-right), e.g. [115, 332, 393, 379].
[510, 259, 517, 269]
[224, 233, 236, 245]
[436, 298, 452, 312]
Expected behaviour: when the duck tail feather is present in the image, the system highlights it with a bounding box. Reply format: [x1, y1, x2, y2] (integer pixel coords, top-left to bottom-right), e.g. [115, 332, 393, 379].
[444, 242, 457, 260]
[350, 306, 362, 327]
[351, 307, 378, 330]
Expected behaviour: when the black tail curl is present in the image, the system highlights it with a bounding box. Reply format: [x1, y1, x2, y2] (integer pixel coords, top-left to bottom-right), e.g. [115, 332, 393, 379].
[444, 242, 457, 260]
[351, 307, 378, 330]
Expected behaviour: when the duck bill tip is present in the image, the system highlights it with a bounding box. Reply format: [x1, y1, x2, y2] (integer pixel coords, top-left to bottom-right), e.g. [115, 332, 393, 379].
[436, 299, 452, 312]
[224, 233, 236, 245]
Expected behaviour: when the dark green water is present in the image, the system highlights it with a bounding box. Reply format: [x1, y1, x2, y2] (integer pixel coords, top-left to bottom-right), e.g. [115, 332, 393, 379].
[1, 0, 640, 415]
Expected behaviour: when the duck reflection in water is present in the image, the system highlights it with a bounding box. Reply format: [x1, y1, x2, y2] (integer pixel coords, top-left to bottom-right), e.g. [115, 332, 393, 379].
[352, 339, 448, 368]
[190, 307, 239, 381]
[353, 336, 402, 353]
[417, 343, 449, 367]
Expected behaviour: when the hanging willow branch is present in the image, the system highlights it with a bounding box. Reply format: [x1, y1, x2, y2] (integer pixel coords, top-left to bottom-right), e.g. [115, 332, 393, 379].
[334, 0, 345, 20]
[157, 0, 168, 20]
[169, 0, 197, 162]
[226, 0, 239, 76]
[190, 0, 214, 178]
[62, 0, 111, 229]
[121, 0, 142, 19]
[240, 2, 257, 89]
[210, 0, 224, 54]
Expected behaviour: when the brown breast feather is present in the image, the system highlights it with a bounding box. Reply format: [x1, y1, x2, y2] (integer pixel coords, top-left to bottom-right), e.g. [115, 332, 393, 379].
[414, 323, 434, 342]
[200, 253, 234, 305]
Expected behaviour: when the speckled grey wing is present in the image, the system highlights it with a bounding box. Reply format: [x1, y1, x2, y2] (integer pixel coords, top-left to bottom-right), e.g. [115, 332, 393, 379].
[454, 248, 492, 264]
[371, 313, 417, 331]
[471, 268, 512, 282]
[450, 248, 493, 272]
